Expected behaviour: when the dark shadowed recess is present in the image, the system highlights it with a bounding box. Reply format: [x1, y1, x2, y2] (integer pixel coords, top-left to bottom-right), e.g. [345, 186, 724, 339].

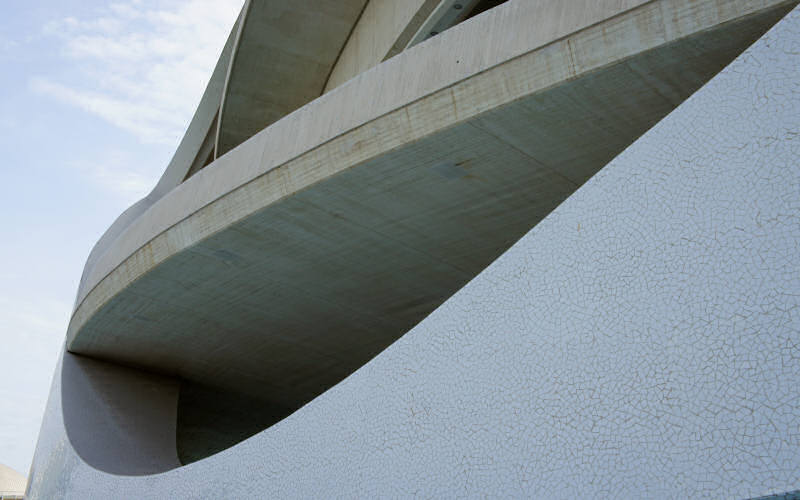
[466, 0, 508, 19]
[750, 491, 800, 500]
[62, 352, 290, 469]
[176, 382, 291, 464]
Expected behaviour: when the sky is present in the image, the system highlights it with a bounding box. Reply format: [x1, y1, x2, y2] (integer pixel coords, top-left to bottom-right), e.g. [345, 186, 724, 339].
[0, 0, 244, 475]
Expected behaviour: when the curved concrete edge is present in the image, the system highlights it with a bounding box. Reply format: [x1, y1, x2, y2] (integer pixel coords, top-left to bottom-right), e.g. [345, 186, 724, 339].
[322, 0, 441, 92]
[66, 0, 797, 404]
[76, 0, 370, 307]
[72, 0, 650, 310]
[67, 0, 797, 351]
[27, 7, 800, 495]
[75, 10, 242, 305]
[213, 0, 251, 161]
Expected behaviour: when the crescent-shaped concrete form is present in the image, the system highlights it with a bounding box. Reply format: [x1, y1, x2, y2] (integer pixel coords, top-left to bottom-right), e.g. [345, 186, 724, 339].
[28, 0, 800, 497]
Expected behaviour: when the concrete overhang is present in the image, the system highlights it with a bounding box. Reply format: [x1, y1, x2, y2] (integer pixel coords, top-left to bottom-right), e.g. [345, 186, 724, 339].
[77, 0, 368, 300]
[75, 11, 240, 300]
[68, 0, 799, 411]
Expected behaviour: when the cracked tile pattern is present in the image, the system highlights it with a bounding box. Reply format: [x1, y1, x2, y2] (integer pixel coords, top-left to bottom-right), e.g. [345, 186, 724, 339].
[27, 5, 800, 499]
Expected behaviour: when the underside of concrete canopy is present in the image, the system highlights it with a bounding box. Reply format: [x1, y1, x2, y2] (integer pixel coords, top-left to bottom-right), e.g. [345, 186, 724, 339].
[77, 0, 368, 298]
[66, 0, 798, 462]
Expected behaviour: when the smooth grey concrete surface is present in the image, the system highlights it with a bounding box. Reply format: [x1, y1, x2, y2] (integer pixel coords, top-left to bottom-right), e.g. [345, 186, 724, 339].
[68, 0, 797, 413]
[76, 0, 369, 306]
[323, 0, 441, 92]
[72, 0, 656, 310]
[215, 0, 367, 157]
[27, 7, 800, 495]
[61, 353, 180, 475]
[74, 11, 240, 306]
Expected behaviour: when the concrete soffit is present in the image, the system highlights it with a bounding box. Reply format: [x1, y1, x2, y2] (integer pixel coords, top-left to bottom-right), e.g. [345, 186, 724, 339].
[76, 0, 368, 306]
[67, 0, 798, 393]
[74, 0, 659, 313]
[56, 0, 800, 473]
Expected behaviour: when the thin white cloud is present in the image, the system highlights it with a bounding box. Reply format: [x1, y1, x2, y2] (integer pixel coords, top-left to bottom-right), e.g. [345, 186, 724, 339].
[0, 297, 71, 340]
[65, 148, 162, 205]
[34, 0, 243, 146]
[0, 38, 19, 54]
[31, 77, 178, 144]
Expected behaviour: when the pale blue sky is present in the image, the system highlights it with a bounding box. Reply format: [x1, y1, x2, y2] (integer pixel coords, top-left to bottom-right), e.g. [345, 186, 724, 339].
[0, 0, 243, 475]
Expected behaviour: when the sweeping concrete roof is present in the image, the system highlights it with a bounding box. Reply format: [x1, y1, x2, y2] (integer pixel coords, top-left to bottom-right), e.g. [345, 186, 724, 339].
[215, 0, 367, 157]
[66, 0, 798, 411]
[77, 0, 367, 303]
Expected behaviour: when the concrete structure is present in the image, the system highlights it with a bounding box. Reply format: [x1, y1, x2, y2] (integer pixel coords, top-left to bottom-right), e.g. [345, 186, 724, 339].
[27, 0, 800, 498]
[0, 464, 26, 500]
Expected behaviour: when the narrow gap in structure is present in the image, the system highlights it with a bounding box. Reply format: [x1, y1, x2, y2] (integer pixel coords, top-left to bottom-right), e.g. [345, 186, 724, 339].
[183, 113, 219, 182]
[423, 0, 509, 41]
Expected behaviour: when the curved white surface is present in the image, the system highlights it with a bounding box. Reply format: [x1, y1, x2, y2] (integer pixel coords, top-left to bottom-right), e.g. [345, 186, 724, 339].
[27, 7, 800, 497]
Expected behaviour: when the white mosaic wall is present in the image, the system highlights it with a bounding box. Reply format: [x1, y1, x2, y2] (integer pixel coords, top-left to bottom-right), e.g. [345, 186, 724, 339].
[27, 5, 800, 499]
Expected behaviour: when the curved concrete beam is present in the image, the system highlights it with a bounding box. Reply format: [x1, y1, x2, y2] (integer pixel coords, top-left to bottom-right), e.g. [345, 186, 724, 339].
[74, 0, 656, 318]
[66, 0, 797, 410]
[77, 0, 369, 307]
[75, 11, 241, 305]
[214, 0, 368, 157]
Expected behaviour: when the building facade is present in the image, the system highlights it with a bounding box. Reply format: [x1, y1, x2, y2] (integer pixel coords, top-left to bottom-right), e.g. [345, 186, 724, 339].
[28, 0, 800, 497]
[0, 464, 26, 500]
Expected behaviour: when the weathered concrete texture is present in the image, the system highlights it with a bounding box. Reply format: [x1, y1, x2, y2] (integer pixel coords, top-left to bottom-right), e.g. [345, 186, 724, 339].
[28, 5, 800, 497]
[76, 0, 369, 305]
[215, 0, 367, 157]
[68, 0, 797, 413]
[74, 12, 240, 304]
[72, 0, 655, 308]
[323, 0, 440, 92]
